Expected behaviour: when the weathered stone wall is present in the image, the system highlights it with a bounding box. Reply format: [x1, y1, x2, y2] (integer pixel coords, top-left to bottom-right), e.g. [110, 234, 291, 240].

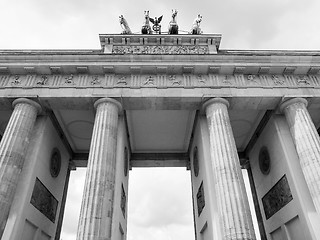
[190, 117, 220, 240]
[2, 116, 70, 240]
[249, 116, 316, 239]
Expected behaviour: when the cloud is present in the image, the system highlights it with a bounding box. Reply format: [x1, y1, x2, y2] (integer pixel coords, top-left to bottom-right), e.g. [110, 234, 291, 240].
[60, 168, 86, 238]
[127, 168, 194, 240]
[128, 224, 194, 240]
[128, 168, 193, 226]
[60, 168, 195, 240]
[210, 0, 318, 49]
[1, 0, 319, 49]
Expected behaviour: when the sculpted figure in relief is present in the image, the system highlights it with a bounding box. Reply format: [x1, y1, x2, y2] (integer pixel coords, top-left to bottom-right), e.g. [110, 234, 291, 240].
[91, 75, 100, 85]
[37, 75, 48, 85]
[144, 76, 155, 85]
[297, 76, 311, 85]
[271, 75, 284, 85]
[65, 74, 74, 85]
[117, 76, 127, 85]
[119, 15, 132, 34]
[11, 75, 21, 85]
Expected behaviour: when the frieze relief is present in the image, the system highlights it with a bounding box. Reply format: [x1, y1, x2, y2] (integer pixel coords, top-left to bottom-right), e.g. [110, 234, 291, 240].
[91, 75, 101, 85]
[112, 45, 209, 55]
[0, 74, 319, 89]
[37, 75, 48, 85]
[11, 75, 21, 86]
[64, 74, 75, 85]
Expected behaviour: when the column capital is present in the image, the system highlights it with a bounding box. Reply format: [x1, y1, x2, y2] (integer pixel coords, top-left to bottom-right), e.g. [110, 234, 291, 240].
[94, 98, 122, 114]
[12, 98, 42, 114]
[202, 97, 230, 112]
[279, 97, 308, 113]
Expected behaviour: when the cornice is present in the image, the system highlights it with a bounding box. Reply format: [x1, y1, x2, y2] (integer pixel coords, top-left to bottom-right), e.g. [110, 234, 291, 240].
[0, 34, 319, 75]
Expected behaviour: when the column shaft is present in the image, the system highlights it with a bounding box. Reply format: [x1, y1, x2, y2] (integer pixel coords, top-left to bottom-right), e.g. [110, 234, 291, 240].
[0, 98, 40, 237]
[280, 98, 320, 213]
[77, 98, 122, 240]
[203, 98, 256, 240]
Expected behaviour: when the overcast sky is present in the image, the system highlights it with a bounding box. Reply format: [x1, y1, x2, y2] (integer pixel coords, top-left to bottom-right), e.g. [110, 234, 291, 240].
[1, 0, 320, 50]
[1, 0, 320, 239]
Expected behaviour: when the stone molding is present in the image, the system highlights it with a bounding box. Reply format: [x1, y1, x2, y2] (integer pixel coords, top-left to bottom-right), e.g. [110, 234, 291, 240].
[1, 74, 319, 89]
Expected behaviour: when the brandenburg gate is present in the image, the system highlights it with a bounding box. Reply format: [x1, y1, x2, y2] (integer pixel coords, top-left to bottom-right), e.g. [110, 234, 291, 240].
[1, 31, 320, 240]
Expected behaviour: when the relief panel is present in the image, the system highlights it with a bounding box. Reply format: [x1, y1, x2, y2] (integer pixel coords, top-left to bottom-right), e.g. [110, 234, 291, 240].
[0, 74, 318, 89]
[30, 178, 58, 223]
[262, 175, 293, 220]
[121, 184, 126, 218]
[197, 181, 205, 216]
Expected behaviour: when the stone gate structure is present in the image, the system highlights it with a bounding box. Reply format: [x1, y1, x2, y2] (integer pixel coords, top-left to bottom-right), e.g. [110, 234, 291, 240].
[0, 33, 320, 240]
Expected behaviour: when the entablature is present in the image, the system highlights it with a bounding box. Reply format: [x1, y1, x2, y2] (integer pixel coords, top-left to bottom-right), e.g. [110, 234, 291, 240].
[1, 72, 319, 90]
[0, 35, 320, 76]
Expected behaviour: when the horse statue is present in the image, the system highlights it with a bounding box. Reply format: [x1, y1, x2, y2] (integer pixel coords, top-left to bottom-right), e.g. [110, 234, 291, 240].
[119, 15, 132, 34]
[168, 9, 179, 34]
[190, 14, 202, 34]
[141, 10, 153, 34]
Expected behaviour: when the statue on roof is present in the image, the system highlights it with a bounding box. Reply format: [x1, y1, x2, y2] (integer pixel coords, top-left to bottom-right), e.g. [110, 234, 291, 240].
[119, 15, 132, 34]
[168, 9, 179, 34]
[141, 10, 153, 34]
[190, 14, 202, 34]
[150, 15, 163, 34]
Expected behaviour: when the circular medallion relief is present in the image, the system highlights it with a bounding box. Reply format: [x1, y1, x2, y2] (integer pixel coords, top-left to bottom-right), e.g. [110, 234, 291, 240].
[124, 147, 129, 177]
[193, 147, 199, 177]
[259, 146, 271, 175]
[50, 148, 61, 178]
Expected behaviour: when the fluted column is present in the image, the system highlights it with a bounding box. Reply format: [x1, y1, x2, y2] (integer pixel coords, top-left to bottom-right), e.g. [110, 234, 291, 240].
[203, 98, 256, 240]
[77, 98, 122, 240]
[0, 98, 41, 237]
[280, 98, 320, 213]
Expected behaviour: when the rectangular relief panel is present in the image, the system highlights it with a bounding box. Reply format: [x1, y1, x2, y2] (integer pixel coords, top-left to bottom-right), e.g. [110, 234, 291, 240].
[121, 184, 126, 218]
[197, 181, 205, 216]
[262, 175, 293, 220]
[30, 178, 58, 223]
